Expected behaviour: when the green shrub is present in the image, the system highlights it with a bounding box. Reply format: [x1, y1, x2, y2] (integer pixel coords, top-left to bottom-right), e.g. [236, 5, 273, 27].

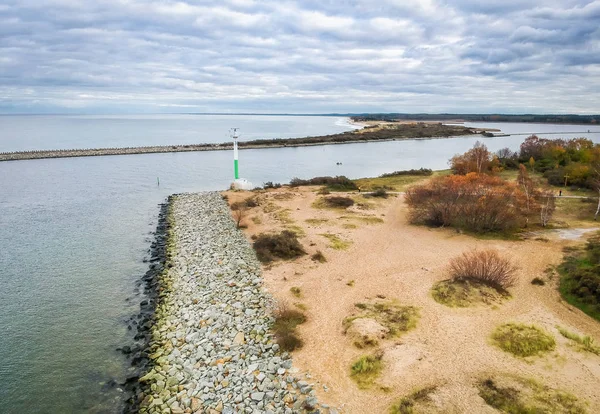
[368, 188, 389, 198]
[252, 231, 306, 263]
[558, 234, 600, 321]
[289, 176, 358, 191]
[379, 168, 433, 177]
[263, 181, 282, 189]
[324, 196, 355, 208]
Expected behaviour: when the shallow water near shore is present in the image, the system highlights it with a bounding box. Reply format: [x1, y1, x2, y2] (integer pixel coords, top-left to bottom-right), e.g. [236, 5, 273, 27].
[2, 118, 600, 413]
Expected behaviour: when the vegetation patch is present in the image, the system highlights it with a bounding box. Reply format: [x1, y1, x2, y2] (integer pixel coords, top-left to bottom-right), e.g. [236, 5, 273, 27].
[431, 279, 510, 308]
[284, 225, 305, 237]
[477, 376, 586, 414]
[290, 175, 358, 191]
[263, 181, 282, 189]
[491, 323, 556, 357]
[342, 223, 358, 229]
[557, 234, 600, 321]
[340, 215, 384, 225]
[389, 386, 438, 414]
[319, 233, 352, 250]
[343, 300, 419, 345]
[531, 277, 546, 286]
[311, 250, 327, 263]
[231, 196, 259, 210]
[275, 208, 294, 224]
[305, 218, 329, 226]
[313, 196, 355, 209]
[557, 326, 600, 356]
[252, 231, 306, 263]
[350, 353, 383, 389]
[364, 188, 389, 198]
[380, 168, 433, 177]
[273, 305, 307, 352]
[290, 287, 302, 298]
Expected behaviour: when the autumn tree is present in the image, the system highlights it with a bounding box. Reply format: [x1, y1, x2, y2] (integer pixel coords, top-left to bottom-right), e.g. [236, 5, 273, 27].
[450, 141, 492, 174]
[539, 192, 555, 227]
[406, 172, 555, 232]
[517, 164, 535, 227]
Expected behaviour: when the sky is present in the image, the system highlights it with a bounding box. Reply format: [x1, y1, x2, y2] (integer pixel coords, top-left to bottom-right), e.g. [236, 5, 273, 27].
[0, 0, 599, 114]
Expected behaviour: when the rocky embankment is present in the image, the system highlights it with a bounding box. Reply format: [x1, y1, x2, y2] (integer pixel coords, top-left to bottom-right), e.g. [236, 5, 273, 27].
[132, 192, 332, 414]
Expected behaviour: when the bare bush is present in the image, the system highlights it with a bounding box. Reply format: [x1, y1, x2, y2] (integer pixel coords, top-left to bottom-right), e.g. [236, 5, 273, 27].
[449, 250, 518, 290]
[324, 196, 355, 208]
[232, 204, 247, 228]
[252, 231, 306, 263]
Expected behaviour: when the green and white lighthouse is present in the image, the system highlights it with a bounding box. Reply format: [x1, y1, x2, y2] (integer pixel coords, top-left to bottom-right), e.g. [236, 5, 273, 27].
[231, 127, 239, 179]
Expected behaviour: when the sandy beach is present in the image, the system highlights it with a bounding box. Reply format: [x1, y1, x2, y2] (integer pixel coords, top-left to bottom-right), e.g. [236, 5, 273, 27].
[225, 186, 600, 413]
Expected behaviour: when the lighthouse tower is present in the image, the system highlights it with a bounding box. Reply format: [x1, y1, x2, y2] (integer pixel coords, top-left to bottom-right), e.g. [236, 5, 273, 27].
[232, 127, 240, 180]
[230, 128, 253, 190]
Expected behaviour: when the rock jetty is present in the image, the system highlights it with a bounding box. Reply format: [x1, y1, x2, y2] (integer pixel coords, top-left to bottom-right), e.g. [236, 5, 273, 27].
[132, 192, 334, 414]
[0, 123, 479, 162]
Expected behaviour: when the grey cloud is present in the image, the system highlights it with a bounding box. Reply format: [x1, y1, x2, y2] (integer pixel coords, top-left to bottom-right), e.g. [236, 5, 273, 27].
[0, 0, 599, 114]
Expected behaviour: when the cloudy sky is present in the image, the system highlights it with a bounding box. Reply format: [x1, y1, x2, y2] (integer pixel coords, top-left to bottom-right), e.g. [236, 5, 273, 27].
[1, 0, 599, 114]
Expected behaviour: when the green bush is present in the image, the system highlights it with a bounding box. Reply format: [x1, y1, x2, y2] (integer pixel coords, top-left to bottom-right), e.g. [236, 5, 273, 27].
[379, 168, 433, 177]
[323, 196, 355, 208]
[289, 176, 358, 191]
[558, 234, 600, 321]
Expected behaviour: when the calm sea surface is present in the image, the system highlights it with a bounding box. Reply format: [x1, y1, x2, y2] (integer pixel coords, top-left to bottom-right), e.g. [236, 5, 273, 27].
[0, 114, 357, 152]
[1, 115, 600, 413]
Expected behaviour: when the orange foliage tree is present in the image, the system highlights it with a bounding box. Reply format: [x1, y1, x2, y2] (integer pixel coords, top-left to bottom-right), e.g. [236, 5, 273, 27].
[450, 141, 493, 174]
[405, 172, 553, 232]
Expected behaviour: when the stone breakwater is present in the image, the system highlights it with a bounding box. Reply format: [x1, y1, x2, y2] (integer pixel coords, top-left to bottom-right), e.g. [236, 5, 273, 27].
[132, 192, 332, 414]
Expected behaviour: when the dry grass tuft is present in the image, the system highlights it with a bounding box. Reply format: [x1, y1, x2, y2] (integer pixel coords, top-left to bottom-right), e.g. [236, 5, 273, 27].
[273, 304, 307, 352]
[557, 326, 600, 356]
[313, 196, 355, 209]
[431, 279, 510, 308]
[319, 233, 352, 250]
[311, 250, 327, 263]
[350, 352, 383, 389]
[389, 386, 438, 414]
[491, 323, 555, 357]
[305, 218, 329, 226]
[477, 376, 586, 414]
[344, 300, 419, 339]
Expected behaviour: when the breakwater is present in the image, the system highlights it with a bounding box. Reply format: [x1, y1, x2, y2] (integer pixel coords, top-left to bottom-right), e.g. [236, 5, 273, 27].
[131, 192, 331, 414]
[0, 124, 479, 162]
